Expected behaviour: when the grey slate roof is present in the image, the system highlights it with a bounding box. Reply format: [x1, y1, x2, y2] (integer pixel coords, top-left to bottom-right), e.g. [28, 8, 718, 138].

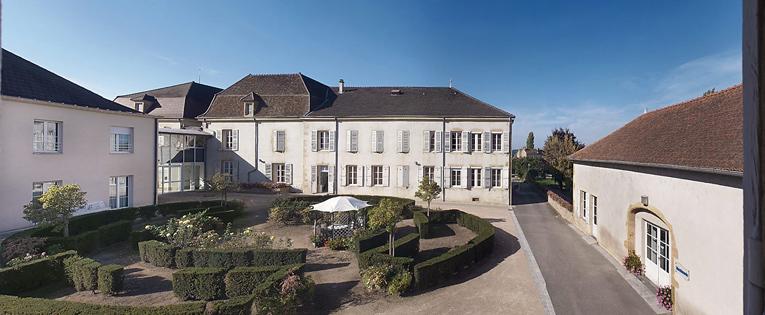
[306, 87, 511, 118]
[200, 73, 333, 118]
[115, 81, 222, 118]
[1, 49, 137, 113]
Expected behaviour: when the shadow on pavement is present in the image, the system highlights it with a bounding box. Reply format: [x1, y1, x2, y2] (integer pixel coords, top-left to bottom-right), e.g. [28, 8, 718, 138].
[304, 262, 351, 272]
[309, 280, 360, 313]
[512, 183, 548, 205]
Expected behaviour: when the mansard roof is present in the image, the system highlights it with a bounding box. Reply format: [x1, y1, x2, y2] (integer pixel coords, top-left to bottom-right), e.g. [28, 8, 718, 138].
[115, 81, 222, 118]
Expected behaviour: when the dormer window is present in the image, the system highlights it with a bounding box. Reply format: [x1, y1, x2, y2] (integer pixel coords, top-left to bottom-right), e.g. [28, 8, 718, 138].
[244, 102, 255, 117]
[134, 102, 144, 112]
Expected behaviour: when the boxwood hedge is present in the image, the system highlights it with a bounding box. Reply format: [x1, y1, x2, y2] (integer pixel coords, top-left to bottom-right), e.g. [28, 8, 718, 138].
[224, 264, 305, 297]
[0, 295, 207, 314]
[0, 250, 77, 294]
[172, 267, 227, 301]
[354, 229, 389, 253]
[138, 240, 176, 268]
[192, 248, 252, 269]
[97, 264, 124, 295]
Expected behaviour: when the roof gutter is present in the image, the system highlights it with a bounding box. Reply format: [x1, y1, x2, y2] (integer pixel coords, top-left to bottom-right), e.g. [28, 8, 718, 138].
[570, 158, 744, 177]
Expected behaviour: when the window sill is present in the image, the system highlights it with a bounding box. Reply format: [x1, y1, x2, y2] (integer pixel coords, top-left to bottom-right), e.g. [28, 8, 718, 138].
[110, 151, 133, 154]
[33, 151, 62, 154]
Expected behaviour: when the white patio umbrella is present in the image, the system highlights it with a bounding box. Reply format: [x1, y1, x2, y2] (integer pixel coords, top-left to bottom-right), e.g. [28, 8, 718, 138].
[310, 196, 373, 239]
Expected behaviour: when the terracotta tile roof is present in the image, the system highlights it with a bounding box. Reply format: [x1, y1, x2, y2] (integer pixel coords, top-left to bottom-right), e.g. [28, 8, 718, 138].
[570, 85, 743, 174]
[1, 49, 137, 113]
[114, 81, 221, 118]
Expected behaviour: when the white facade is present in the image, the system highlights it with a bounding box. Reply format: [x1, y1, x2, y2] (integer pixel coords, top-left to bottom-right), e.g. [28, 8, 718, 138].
[203, 117, 513, 204]
[572, 162, 743, 315]
[0, 96, 157, 232]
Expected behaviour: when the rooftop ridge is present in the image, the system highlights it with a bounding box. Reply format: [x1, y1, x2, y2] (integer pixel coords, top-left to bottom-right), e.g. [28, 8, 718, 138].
[645, 84, 743, 115]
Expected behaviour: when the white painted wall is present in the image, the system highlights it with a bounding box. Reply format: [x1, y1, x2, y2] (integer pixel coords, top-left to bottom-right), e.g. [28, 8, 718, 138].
[204, 118, 512, 204]
[572, 163, 743, 315]
[0, 97, 156, 232]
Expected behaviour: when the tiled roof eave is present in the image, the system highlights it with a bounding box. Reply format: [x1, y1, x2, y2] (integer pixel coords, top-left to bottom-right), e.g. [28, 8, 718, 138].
[570, 157, 744, 177]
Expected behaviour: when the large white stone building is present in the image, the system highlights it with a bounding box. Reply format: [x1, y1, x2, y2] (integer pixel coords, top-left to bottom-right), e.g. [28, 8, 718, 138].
[569, 85, 743, 314]
[0, 49, 157, 232]
[181, 73, 515, 204]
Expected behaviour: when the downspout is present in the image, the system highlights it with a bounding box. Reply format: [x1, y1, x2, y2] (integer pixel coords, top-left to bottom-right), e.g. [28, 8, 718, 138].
[153, 118, 158, 205]
[442, 117, 447, 202]
[508, 117, 514, 207]
[334, 117, 339, 195]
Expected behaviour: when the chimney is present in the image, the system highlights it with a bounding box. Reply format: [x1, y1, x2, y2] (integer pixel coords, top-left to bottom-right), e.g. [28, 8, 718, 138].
[338, 79, 344, 94]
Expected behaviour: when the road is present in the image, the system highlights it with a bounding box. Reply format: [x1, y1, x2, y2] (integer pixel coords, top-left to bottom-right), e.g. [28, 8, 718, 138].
[513, 183, 656, 315]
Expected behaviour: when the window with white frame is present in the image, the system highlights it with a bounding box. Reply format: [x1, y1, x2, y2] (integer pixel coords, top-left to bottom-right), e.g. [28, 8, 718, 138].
[33, 120, 62, 153]
[135, 102, 144, 112]
[347, 165, 358, 185]
[450, 131, 462, 152]
[318, 130, 330, 151]
[428, 131, 436, 152]
[491, 133, 502, 151]
[580, 190, 588, 219]
[451, 168, 462, 187]
[32, 180, 62, 202]
[111, 127, 133, 153]
[244, 102, 255, 116]
[222, 160, 234, 177]
[272, 163, 286, 183]
[469, 168, 482, 188]
[471, 133, 482, 152]
[222, 129, 236, 150]
[109, 176, 130, 209]
[491, 168, 502, 187]
[372, 165, 384, 186]
[423, 166, 435, 182]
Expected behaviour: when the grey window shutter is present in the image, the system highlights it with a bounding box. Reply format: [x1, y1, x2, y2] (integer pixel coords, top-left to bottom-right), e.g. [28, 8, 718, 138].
[434, 166, 441, 186]
[272, 130, 278, 152]
[329, 131, 336, 152]
[397, 130, 403, 153]
[370, 131, 377, 153]
[364, 166, 372, 186]
[443, 167, 451, 188]
[502, 167, 510, 189]
[502, 132, 510, 153]
[285, 164, 293, 185]
[402, 130, 410, 153]
[311, 130, 318, 152]
[423, 130, 431, 152]
[461, 166, 468, 188]
[340, 166, 347, 187]
[461, 131, 470, 153]
[265, 163, 272, 181]
[376, 131, 384, 153]
[484, 167, 491, 188]
[351, 130, 359, 152]
[311, 165, 317, 193]
[346, 130, 353, 152]
[277, 131, 285, 152]
[397, 166, 403, 187]
[483, 132, 491, 153]
[382, 166, 390, 187]
[435, 131, 442, 152]
[328, 166, 335, 193]
[402, 165, 409, 188]
[444, 131, 452, 152]
[233, 130, 240, 151]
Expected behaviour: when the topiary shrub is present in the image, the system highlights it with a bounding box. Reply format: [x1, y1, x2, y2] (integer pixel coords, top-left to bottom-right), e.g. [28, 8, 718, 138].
[138, 240, 176, 268]
[97, 220, 132, 247]
[172, 267, 226, 300]
[357, 251, 414, 270]
[250, 248, 307, 267]
[354, 229, 389, 253]
[0, 250, 76, 294]
[413, 211, 432, 239]
[0, 295, 207, 314]
[192, 248, 252, 269]
[130, 229, 157, 250]
[97, 264, 124, 295]
[210, 294, 255, 315]
[224, 264, 304, 298]
[370, 233, 419, 259]
[175, 248, 195, 269]
[48, 230, 100, 254]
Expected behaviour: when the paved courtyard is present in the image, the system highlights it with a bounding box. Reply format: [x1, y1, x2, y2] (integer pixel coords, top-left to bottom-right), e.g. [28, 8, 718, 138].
[513, 183, 657, 315]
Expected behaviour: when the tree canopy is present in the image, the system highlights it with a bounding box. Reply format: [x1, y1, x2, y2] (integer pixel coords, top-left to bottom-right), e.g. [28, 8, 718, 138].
[543, 128, 584, 188]
[526, 131, 535, 149]
[23, 184, 87, 237]
[414, 177, 441, 216]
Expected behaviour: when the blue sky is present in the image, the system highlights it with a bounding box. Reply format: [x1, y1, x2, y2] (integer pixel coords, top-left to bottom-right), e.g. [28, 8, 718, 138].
[2, 0, 741, 147]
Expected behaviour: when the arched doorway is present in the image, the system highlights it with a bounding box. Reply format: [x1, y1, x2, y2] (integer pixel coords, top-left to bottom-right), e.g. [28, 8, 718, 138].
[625, 204, 677, 288]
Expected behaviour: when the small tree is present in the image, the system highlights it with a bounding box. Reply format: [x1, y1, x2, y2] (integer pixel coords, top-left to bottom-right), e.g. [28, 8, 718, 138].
[526, 131, 535, 149]
[414, 177, 440, 217]
[368, 198, 402, 256]
[23, 184, 86, 237]
[543, 128, 584, 189]
[207, 172, 235, 206]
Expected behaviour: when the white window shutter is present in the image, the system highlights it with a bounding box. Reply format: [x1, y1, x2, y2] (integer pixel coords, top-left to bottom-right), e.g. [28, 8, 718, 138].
[402, 130, 410, 153]
[346, 130, 353, 152]
[272, 131, 278, 152]
[402, 165, 409, 188]
[397, 130, 404, 153]
[329, 131, 336, 152]
[382, 166, 390, 187]
[502, 167, 510, 189]
[461, 131, 470, 153]
[233, 130, 239, 151]
[444, 132, 452, 152]
[417, 166, 423, 184]
[351, 130, 359, 152]
[285, 164, 293, 185]
[397, 166, 403, 187]
[265, 163, 272, 181]
[370, 131, 378, 153]
[377, 131, 384, 153]
[461, 166, 468, 188]
[340, 166, 347, 187]
[277, 131, 285, 152]
[423, 130, 430, 152]
[311, 165, 317, 193]
[435, 131, 442, 152]
[484, 167, 491, 188]
[328, 166, 335, 193]
[483, 132, 491, 153]
[311, 130, 318, 152]
[364, 166, 372, 187]
[443, 168, 451, 188]
[215, 130, 222, 151]
[502, 132, 510, 153]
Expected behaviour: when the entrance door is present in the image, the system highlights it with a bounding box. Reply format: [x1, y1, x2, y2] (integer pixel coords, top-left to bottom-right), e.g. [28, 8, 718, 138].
[644, 220, 671, 286]
[591, 195, 599, 239]
[318, 166, 329, 193]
